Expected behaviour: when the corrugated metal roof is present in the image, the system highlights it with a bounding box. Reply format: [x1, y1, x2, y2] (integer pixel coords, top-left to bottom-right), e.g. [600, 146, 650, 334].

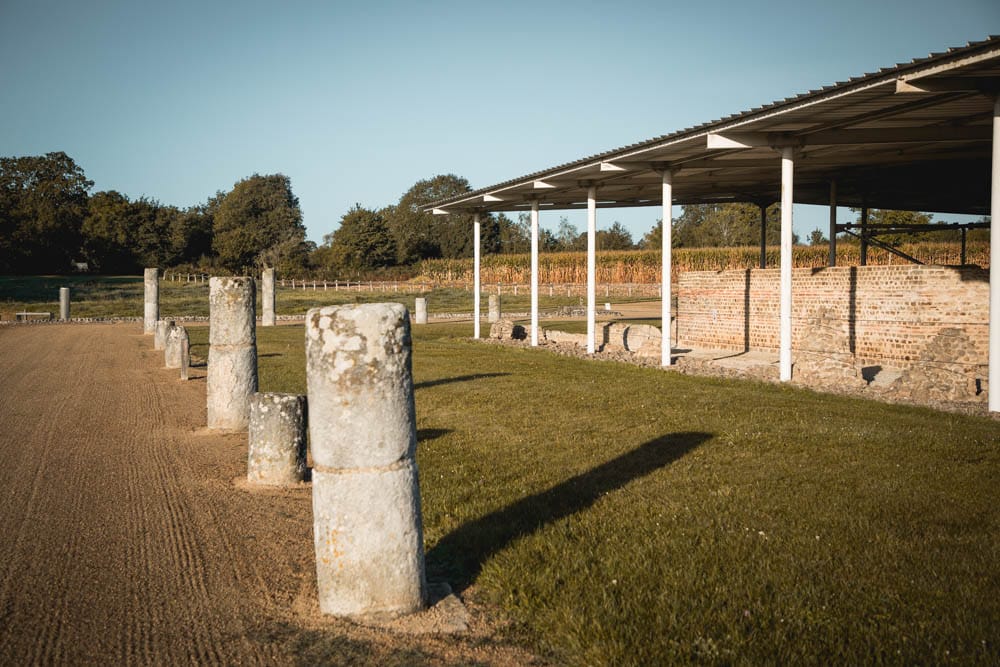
[425, 36, 1000, 214]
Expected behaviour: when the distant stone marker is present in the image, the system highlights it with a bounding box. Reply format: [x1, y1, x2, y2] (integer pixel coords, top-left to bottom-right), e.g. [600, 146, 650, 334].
[59, 287, 70, 321]
[154, 319, 175, 352]
[262, 267, 276, 327]
[165, 325, 188, 370]
[207, 277, 258, 430]
[488, 294, 501, 323]
[306, 303, 427, 618]
[414, 297, 428, 324]
[143, 268, 159, 334]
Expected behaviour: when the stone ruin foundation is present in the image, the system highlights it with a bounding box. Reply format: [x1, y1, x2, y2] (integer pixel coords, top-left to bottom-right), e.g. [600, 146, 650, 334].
[306, 303, 427, 618]
[143, 268, 159, 335]
[247, 392, 306, 485]
[207, 277, 258, 430]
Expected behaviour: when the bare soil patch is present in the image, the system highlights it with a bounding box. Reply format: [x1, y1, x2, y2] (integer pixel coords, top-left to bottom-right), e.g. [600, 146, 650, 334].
[0, 323, 542, 665]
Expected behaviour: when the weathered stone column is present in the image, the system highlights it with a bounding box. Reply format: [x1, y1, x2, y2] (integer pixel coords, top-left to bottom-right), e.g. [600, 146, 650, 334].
[262, 267, 276, 326]
[165, 325, 188, 369]
[207, 277, 258, 430]
[154, 319, 175, 351]
[306, 303, 427, 618]
[143, 268, 159, 334]
[59, 287, 70, 321]
[488, 294, 501, 323]
[247, 393, 306, 485]
[414, 297, 428, 324]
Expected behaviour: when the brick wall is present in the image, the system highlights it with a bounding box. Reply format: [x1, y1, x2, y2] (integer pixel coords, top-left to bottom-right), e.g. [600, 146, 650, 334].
[676, 265, 989, 370]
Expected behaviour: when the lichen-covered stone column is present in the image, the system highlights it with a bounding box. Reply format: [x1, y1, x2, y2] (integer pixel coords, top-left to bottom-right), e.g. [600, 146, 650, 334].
[262, 267, 276, 327]
[165, 325, 188, 369]
[488, 294, 501, 323]
[154, 319, 175, 352]
[143, 268, 159, 334]
[414, 297, 427, 324]
[59, 287, 70, 321]
[247, 393, 306, 485]
[306, 303, 427, 618]
[207, 277, 258, 430]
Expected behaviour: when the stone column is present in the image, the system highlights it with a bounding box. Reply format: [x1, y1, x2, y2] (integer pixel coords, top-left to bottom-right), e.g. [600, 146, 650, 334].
[207, 277, 258, 430]
[306, 303, 427, 618]
[180, 337, 190, 381]
[165, 325, 188, 369]
[247, 393, 306, 485]
[143, 268, 159, 334]
[59, 287, 70, 321]
[488, 294, 501, 323]
[414, 297, 427, 324]
[262, 267, 276, 326]
[154, 319, 175, 351]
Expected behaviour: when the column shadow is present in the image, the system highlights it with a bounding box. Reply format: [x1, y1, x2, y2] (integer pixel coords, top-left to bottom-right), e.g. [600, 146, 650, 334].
[426, 431, 712, 592]
[414, 373, 509, 390]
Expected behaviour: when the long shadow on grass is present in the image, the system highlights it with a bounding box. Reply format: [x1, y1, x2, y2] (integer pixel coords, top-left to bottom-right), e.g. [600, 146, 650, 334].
[427, 431, 712, 592]
[414, 373, 509, 389]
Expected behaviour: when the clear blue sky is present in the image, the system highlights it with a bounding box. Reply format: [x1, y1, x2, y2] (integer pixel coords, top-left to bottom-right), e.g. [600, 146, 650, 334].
[1, 0, 997, 245]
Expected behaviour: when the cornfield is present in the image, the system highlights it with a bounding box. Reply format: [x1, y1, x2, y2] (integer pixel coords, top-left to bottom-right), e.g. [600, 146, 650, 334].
[417, 242, 990, 284]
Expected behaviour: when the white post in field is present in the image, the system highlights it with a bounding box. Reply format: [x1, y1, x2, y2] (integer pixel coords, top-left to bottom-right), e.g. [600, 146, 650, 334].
[530, 199, 539, 347]
[586, 186, 597, 354]
[661, 170, 673, 367]
[779, 147, 794, 382]
[473, 213, 481, 340]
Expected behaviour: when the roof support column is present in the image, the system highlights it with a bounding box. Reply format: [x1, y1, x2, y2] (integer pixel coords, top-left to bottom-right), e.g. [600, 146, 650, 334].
[473, 213, 481, 340]
[530, 199, 540, 347]
[586, 186, 597, 354]
[860, 206, 869, 266]
[779, 147, 794, 382]
[989, 95, 1000, 412]
[759, 203, 767, 269]
[661, 170, 673, 367]
[828, 180, 838, 267]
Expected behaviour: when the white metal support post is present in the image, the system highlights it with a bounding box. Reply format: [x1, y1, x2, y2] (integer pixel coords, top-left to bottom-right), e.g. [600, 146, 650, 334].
[661, 170, 673, 367]
[473, 213, 481, 340]
[989, 96, 1000, 412]
[587, 186, 597, 354]
[530, 199, 540, 346]
[780, 147, 794, 382]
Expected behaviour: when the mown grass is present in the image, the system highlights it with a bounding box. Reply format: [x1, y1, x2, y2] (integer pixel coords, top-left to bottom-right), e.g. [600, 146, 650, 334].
[0, 275, 644, 320]
[189, 321, 1000, 665]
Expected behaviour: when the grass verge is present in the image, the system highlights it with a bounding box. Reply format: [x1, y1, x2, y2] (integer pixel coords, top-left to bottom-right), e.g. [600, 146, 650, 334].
[191, 321, 1000, 665]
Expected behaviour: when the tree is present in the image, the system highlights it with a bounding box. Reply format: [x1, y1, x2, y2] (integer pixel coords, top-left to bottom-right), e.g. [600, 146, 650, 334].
[672, 203, 798, 247]
[212, 174, 306, 272]
[319, 205, 397, 276]
[596, 221, 634, 250]
[382, 174, 477, 264]
[555, 217, 580, 251]
[0, 152, 93, 273]
[808, 229, 828, 245]
[850, 208, 933, 245]
[81, 190, 136, 272]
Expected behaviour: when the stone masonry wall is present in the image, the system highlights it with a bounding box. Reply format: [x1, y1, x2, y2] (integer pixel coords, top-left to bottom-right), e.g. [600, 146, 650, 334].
[677, 265, 989, 372]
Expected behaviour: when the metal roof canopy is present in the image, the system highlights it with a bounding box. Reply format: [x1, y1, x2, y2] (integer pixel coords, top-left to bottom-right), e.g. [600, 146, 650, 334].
[425, 37, 1000, 216]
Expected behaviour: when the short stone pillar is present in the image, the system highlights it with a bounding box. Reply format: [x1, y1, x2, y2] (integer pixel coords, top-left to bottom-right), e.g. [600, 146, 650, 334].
[262, 267, 276, 327]
[247, 393, 306, 485]
[306, 303, 427, 618]
[143, 268, 159, 334]
[165, 325, 189, 369]
[487, 294, 501, 323]
[59, 287, 70, 321]
[414, 297, 428, 324]
[207, 277, 258, 430]
[154, 319, 175, 351]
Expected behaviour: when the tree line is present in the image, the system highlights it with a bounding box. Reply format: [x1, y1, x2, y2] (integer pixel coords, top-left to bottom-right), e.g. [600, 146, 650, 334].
[2, 151, 970, 278]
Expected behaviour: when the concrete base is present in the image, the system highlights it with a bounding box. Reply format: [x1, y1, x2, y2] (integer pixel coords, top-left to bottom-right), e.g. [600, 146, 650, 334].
[312, 461, 427, 618]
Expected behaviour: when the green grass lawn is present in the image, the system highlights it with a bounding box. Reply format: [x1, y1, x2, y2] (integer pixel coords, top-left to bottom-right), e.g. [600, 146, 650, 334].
[0, 275, 649, 320]
[190, 321, 1000, 666]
